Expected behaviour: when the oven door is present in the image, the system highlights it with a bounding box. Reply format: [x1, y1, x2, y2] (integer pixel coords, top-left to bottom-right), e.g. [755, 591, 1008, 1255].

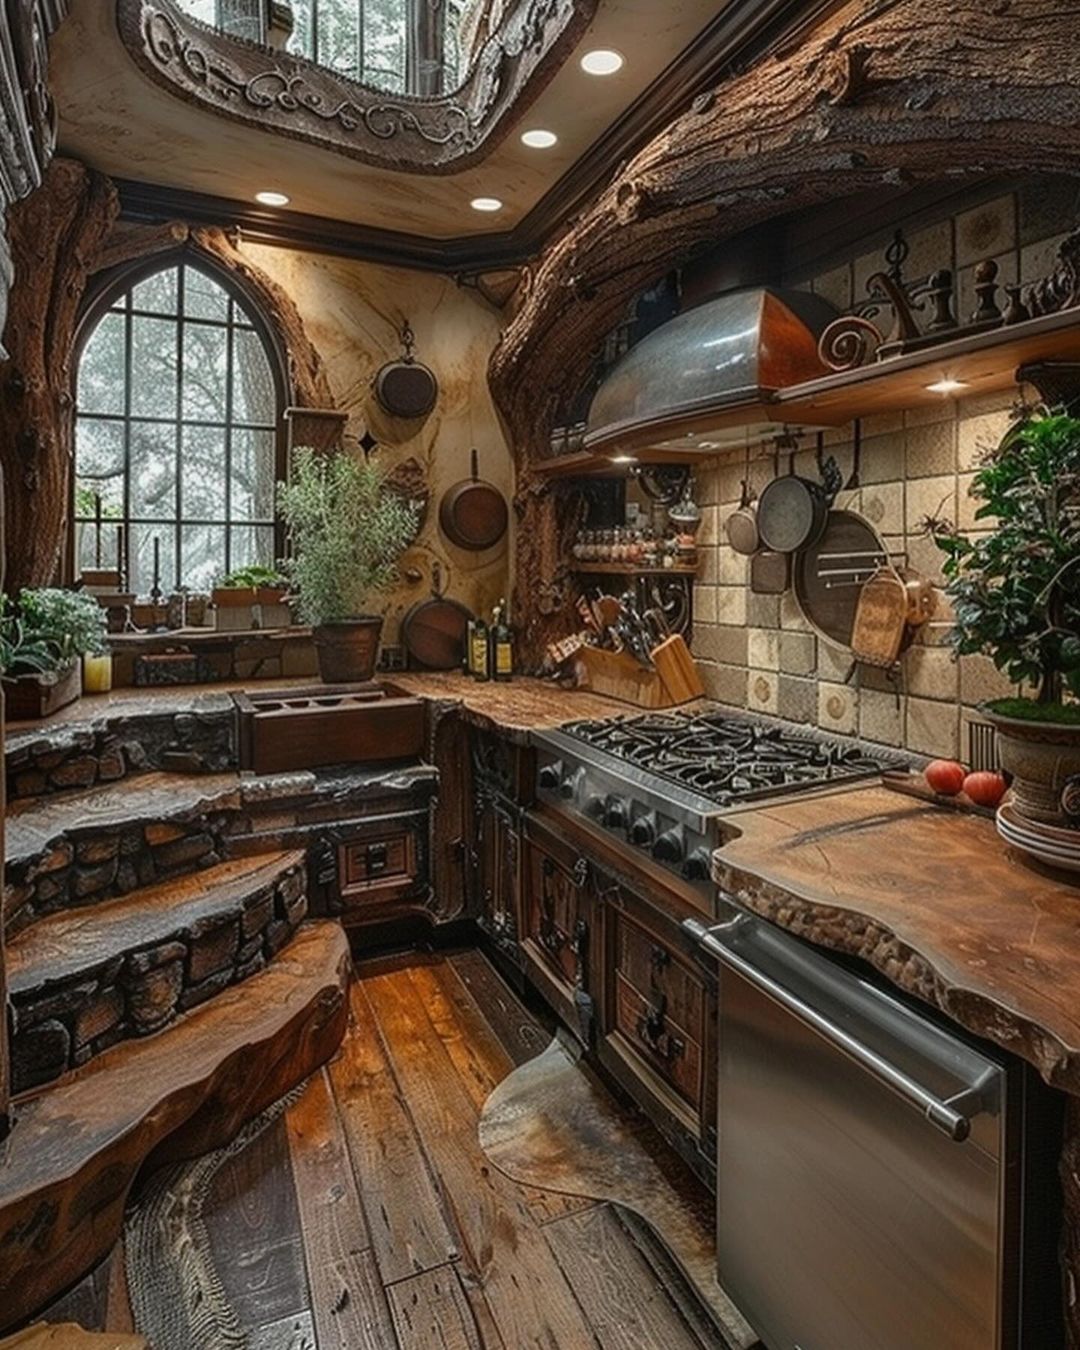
[687, 913, 1012, 1350]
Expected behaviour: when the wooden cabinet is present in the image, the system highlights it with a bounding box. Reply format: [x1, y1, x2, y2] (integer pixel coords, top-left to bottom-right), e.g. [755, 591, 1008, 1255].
[593, 868, 716, 1181]
[315, 808, 431, 930]
[521, 813, 595, 1037]
[469, 731, 532, 971]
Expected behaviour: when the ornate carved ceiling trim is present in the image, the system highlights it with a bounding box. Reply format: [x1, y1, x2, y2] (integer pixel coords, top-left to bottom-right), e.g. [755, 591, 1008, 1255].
[115, 0, 597, 174]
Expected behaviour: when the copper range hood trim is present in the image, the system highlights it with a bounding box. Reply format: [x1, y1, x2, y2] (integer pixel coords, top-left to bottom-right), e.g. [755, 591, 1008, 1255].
[584, 287, 838, 458]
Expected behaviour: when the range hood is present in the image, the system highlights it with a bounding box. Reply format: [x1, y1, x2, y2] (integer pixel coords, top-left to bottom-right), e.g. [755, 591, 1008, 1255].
[584, 287, 839, 458]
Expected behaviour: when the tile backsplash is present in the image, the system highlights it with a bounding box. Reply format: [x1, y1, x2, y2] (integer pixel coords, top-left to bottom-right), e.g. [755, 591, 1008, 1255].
[687, 180, 1075, 761]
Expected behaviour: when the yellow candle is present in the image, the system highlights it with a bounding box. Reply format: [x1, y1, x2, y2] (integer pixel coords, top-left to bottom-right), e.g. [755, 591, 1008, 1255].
[83, 652, 113, 694]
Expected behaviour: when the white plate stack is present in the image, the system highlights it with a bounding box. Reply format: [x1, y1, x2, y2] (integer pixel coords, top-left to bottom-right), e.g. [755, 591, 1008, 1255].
[996, 802, 1080, 874]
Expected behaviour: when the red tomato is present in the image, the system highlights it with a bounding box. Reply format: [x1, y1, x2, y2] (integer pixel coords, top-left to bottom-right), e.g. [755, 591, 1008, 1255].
[924, 759, 966, 796]
[963, 771, 1007, 808]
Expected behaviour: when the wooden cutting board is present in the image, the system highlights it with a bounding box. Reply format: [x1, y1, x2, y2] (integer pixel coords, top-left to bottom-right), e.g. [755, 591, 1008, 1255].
[851, 567, 907, 668]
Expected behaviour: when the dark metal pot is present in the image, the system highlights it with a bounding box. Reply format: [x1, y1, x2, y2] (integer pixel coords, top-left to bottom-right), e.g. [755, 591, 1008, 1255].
[756, 472, 831, 554]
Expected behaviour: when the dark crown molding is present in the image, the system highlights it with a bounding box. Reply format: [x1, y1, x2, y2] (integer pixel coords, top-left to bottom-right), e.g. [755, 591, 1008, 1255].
[116, 0, 837, 275]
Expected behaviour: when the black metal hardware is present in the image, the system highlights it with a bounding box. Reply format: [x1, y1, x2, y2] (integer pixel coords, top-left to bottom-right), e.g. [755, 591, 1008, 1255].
[636, 991, 685, 1064]
[366, 841, 388, 875]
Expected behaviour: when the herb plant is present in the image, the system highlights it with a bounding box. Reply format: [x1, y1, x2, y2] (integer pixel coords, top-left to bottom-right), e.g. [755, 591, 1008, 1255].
[935, 411, 1080, 707]
[219, 564, 287, 590]
[0, 588, 109, 677]
[277, 448, 420, 627]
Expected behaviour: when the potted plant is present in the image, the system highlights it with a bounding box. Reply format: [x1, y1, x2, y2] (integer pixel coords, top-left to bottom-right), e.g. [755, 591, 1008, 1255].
[1, 587, 109, 717]
[935, 410, 1080, 825]
[217, 564, 291, 629]
[277, 447, 420, 683]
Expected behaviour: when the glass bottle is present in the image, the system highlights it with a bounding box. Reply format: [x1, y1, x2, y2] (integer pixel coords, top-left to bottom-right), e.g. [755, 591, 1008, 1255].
[492, 599, 513, 682]
[471, 611, 490, 681]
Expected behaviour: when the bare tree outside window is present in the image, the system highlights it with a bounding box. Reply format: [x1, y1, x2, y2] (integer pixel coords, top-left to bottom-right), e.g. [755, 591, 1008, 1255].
[75, 262, 280, 596]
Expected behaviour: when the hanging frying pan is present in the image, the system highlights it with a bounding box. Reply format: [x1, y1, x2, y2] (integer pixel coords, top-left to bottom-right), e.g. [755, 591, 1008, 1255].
[400, 561, 472, 670]
[725, 443, 760, 556]
[757, 436, 841, 554]
[374, 322, 438, 419]
[439, 448, 508, 551]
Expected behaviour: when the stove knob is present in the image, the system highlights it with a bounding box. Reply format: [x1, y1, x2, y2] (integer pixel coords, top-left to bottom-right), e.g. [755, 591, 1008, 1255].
[584, 793, 606, 821]
[605, 797, 630, 830]
[560, 767, 584, 800]
[682, 847, 713, 882]
[538, 759, 563, 791]
[652, 827, 685, 864]
[629, 811, 657, 848]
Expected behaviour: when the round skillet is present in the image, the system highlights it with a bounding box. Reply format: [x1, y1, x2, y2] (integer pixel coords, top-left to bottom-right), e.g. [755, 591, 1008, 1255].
[793, 509, 892, 648]
[400, 561, 472, 669]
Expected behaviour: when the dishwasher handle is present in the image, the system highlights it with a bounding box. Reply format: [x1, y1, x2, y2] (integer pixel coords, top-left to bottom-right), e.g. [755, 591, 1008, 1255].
[684, 917, 981, 1143]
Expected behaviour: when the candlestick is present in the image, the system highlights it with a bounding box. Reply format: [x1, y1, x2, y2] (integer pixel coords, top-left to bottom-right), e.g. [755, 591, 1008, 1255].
[151, 534, 161, 604]
[94, 493, 102, 567]
[116, 525, 124, 587]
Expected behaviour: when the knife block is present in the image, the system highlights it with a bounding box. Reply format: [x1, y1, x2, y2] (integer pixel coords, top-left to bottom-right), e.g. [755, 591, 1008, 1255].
[575, 635, 705, 708]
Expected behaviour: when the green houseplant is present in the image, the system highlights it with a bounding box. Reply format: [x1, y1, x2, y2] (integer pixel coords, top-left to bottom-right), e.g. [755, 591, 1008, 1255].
[0, 588, 109, 717]
[277, 447, 420, 683]
[935, 410, 1080, 824]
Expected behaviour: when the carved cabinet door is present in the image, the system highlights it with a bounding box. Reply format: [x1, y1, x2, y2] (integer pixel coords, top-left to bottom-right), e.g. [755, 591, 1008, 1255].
[521, 813, 595, 1036]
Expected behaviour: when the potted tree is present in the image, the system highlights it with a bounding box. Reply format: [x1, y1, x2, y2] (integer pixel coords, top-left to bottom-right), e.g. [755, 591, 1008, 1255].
[935, 410, 1080, 825]
[277, 447, 420, 684]
[1, 587, 109, 717]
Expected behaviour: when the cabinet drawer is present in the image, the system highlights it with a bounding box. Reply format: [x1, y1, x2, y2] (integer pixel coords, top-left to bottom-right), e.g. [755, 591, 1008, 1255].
[616, 919, 704, 1033]
[614, 974, 703, 1109]
[339, 832, 416, 904]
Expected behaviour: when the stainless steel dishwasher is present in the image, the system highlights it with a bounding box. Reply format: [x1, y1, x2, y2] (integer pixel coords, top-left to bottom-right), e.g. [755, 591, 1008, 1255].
[685, 907, 1063, 1350]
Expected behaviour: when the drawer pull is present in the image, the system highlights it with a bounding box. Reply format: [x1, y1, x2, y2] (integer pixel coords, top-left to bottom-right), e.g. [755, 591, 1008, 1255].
[637, 993, 685, 1064]
[367, 842, 389, 874]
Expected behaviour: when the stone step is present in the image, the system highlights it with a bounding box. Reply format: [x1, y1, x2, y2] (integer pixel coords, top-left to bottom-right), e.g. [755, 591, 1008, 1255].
[4, 762, 438, 937]
[0, 919, 350, 1335]
[6, 689, 237, 803]
[7, 850, 308, 1093]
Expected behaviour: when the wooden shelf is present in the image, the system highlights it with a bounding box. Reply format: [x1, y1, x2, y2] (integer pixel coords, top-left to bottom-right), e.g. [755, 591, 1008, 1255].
[537, 309, 1080, 474]
[573, 563, 699, 576]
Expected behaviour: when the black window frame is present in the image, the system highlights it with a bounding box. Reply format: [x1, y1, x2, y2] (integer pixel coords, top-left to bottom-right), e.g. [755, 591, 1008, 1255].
[71, 251, 291, 594]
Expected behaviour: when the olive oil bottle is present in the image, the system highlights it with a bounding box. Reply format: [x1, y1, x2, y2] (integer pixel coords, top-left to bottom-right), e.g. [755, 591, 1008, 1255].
[471, 611, 490, 681]
[492, 598, 513, 682]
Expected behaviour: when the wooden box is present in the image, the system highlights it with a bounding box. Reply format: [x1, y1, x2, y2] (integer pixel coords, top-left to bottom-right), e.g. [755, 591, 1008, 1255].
[234, 683, 426, 774]
[4, 662, 81, 720]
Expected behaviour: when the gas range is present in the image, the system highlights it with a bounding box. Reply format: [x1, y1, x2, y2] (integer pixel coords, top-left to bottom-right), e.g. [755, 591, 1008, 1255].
[532, 705, 908, 893]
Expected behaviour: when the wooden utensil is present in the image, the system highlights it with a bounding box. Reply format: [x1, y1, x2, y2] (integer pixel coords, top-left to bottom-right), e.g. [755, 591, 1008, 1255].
[439, 448, 508, 550]
[901, 568, 937, 626]
[851, 566, 908, 668]
[400, 561, 472, 669]
[650, 634, 706, 703]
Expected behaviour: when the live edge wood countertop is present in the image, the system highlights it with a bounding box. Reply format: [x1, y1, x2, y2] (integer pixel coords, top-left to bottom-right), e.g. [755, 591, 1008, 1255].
[711, 783, 1080, 1096]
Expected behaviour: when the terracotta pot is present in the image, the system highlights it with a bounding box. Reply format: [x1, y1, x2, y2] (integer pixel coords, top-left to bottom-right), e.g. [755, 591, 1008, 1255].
[212, 586, 257, 607]
[983, 704, 1080, 824]
[312, 617, 384, 684]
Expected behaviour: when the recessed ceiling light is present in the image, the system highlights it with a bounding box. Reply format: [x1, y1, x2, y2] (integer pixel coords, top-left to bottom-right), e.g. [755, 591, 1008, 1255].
[610, 454, 637, 464]
[255, 190, 290, 207]
[925, 377, 969, 395]
[521, 128, 558, 149]
[581, 48, 624, 76]
[470, 196, 503, 212]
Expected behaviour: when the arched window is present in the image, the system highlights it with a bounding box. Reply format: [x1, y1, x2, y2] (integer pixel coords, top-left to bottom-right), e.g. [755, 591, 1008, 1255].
[75, 260, 283, 596]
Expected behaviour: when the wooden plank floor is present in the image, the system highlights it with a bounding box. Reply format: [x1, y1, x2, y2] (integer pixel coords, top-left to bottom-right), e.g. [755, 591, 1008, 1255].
[37, 948, 728, 1349]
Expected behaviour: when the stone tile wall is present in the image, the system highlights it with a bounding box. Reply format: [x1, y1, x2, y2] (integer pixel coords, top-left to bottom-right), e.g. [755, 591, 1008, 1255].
[689, 183, 1073, 760]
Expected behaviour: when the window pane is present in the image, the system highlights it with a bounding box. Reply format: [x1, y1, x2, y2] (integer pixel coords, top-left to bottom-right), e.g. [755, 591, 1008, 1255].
[78, 312, 126, 415]
[182, 322, 228, 421]
[130, 421, 177, 520]
[130, 522, 177, 597]
[131, 315, 178, 417]
[75, 417, 125, 485]
[182, 522, 227, 591]
[230, 523, 275, 573]
[181, 424, 228, 520]
[131, 267, 178, 315]
[232, 328, 276, 424]
[232, 428, 276, 521]
[363, 0, 407, 90]
[184, 266, 230, 323]
[75, 263, 280, 597]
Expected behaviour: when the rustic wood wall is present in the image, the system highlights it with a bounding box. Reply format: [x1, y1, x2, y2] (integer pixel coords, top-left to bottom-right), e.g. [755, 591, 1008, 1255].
[490, 0, 1080, 666]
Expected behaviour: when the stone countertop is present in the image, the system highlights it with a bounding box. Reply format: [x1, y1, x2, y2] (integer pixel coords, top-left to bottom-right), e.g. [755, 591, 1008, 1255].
[389, 671, 631, 738]
[6, 672, 631, 749]
[710, 782, 1080, 1096]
